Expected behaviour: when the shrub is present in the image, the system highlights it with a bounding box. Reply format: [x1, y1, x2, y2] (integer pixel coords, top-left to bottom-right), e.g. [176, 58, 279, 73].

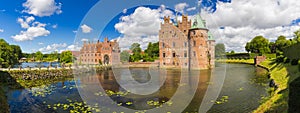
[284, 58, 290, 64]
[298, 64, 300, 72]
[276, 55, 285, 63]
[291, 59, 299, 65]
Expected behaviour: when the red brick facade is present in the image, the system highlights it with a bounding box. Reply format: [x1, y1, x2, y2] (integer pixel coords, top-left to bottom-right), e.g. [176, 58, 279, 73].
[79, 38, 120, 65]
[159, 15, 215, 69]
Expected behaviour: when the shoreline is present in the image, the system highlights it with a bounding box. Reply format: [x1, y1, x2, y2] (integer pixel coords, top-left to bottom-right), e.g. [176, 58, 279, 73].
[218, 59, 295, 113]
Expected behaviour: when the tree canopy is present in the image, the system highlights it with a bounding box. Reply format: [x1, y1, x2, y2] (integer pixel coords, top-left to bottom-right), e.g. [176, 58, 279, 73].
[0, 39, 21, 68]
[60, 51, 73, 63]
[215, 43, 226, 58]
[245, 35, 270, 54]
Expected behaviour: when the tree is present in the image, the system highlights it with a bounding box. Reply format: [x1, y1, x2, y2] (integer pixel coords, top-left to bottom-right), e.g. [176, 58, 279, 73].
[0, 39, 19, 67]
[129, 43, 142, 62]
[10, 45, 22, 60]
[293, 30, 300, 43]
[230, 50, 235, 54]
[144, 42, 159, 61]
[247, 35, 270, 54]
[35, 51, 43, 62]
[60, 51, 73, 63]
[120, 51, 130, 62]
[215, 43, 226, 58]
[245, 42, 251, 53]
[269, 42, 276, 53]
[275, 35, 290, 52]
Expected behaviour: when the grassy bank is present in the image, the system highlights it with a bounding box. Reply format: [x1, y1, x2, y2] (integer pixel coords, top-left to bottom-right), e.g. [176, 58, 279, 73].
[253, 59, 300, 113]
[219, 59, 300, 112]
[216, 59, 254, 65]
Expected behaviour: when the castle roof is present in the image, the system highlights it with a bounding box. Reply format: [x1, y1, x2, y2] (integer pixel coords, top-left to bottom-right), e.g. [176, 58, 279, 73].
[191, 14, 206, 29]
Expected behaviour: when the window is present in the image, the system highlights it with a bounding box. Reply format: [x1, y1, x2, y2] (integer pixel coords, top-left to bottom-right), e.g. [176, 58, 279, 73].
[162, 43, 165, 48]
[163, 62, 165, 65]
[193, 51, 196, 57]
[173, 52, 176, 57]
[184, 30, 186, 33]
[95, 59, 97, 62]
[185, 63, 187, 66]
[163, 53, 166, 57]
[184, 42, 187, 47]
[173, 42, 175, 47]
[95, 54, 97, 56]
[172, 61, 175, 65]
[184, 51, 187, 57]
[194, 41, 196, 46]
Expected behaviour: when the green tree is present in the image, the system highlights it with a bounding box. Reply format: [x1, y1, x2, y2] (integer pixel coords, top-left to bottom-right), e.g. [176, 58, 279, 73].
[245, 42, 251, 53]
[10, 45, 23, 60]
[120, 51, 130, 62]
[269, 42, 276, 53]
[215, 43, 226, 58]
[129, 43, 142, 62]
[35, 51, 43, 62]
[0, 39, 19, 67]
[275, 35, 290, 52]
[144, 42, 159, 61]
[293, 30, 300, 43]
[247, 35, 270, 54]
[60, 51, 73, 63]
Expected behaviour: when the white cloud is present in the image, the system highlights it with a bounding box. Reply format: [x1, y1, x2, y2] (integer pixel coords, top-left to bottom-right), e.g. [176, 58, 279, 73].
[38, 42, 44, 45]
[81, 38, 89, 42]
[73, 30, 77, 33]
[52, 24, 58, 29]
[12, 16, 50, 42]
[202, 0, 300, 29]
[0, 29, 3, 33]
[80, 24, 93, 33]
[114, 6, 174, 50]
[22, 0, 62, 17]
[175, 3, 189, 13]
[0, 9, 5, 12]
[123, 8, 127, 13]
[199, 0, 300, 52]
[39, 43, 67, 53]
[187, 7, 196, 11]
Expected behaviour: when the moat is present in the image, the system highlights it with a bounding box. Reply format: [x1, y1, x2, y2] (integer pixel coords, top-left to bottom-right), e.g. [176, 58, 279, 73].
[4, 63, 269, 113]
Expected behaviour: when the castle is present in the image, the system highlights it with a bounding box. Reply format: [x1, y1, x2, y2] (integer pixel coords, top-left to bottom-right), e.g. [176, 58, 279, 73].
[79, 37, 120, 65]
[159, 14, 215, 69]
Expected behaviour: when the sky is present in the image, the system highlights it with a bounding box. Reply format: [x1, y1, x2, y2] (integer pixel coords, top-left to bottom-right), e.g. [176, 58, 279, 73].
[0, 0, 300, 53]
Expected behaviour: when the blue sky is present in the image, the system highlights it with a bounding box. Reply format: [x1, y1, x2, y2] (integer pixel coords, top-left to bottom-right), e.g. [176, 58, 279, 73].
[0, 0, 300, 53]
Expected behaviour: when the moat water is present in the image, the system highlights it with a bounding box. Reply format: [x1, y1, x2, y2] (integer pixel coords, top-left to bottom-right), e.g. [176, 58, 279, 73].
[5, 63, 269, 113]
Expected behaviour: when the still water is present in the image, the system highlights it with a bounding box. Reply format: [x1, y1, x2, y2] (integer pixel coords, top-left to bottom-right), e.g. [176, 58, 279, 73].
[6, 63, 269, 113]
[13, 62, 61, 68]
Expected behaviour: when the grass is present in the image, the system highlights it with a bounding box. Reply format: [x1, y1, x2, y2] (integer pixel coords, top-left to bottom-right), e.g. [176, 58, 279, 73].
[216, 59, 254, 64]
[253, 59, 300, 113]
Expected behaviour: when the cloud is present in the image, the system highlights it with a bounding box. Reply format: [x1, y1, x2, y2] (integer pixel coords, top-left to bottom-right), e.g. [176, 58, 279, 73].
[12, 16, 50, 42]
[38, 42, 44, 45]
[81, 38, 89, 42]
[199, 0, 300, 52]
[175, 3, 189, 13]
[52, 24, 58, 29]
[202, 0, 300, 29]
[39, 43, 67, 53]
[0, 9, 5, 12]
[22, 0, 62, 17]
[0, 29, 3, 33]
[73, 30, 77, 33]
[123, 8, 127, 14]
[80, 24, 93, 33]
[187, 7, 196, 11]
[114, 6, 174, 50]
